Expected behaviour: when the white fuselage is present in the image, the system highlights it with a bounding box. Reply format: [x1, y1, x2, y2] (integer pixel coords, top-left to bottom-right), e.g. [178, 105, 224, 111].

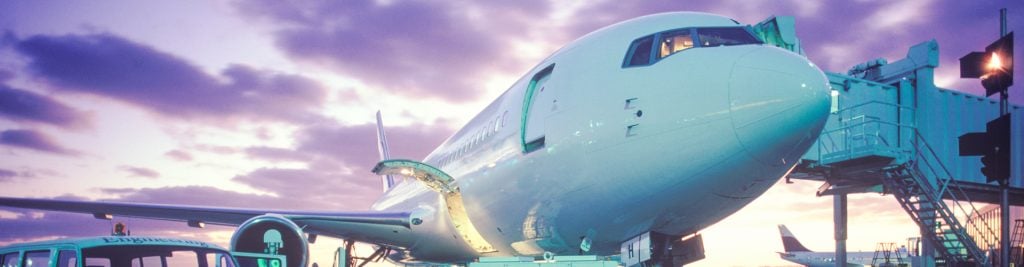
[779, 251, 876, 267]
[371, 12, 831, 261]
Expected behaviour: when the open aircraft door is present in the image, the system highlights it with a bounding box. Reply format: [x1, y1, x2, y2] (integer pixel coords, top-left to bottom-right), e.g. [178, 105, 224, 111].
[522, 64, 557, 152]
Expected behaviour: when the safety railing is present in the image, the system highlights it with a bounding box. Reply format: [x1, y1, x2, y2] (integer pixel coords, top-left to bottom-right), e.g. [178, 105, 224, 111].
[904, 128, 1000, 261]
[817, 100, 998, 264]
[816, 101, 916, 165]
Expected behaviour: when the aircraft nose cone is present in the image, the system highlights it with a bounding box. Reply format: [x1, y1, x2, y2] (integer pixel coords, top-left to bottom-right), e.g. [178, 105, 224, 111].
[728, 47, 830, 167]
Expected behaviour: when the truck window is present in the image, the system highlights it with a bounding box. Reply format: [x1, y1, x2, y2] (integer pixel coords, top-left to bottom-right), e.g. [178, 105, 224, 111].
[23, 251, 50, 267]
[85, 258, 111, 267]
[57, 250, 78, 267]
[2, 252, 19, 267]
[83, 246, 233, 267]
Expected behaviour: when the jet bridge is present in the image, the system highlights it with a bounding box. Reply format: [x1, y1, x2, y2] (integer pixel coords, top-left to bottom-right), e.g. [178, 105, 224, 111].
[758, 17, 1024, 267]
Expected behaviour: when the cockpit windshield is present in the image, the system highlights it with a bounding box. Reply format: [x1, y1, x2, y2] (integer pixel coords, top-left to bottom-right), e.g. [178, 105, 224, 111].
[624, 26, 762, 67]
[658, 30, 694, 59]
[696, 27, 762, 47]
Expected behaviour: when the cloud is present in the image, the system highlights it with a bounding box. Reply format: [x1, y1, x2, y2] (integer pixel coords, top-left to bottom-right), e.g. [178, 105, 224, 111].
[0, 188, 268, 244]
[99, 186, 290, 209]
[0, 84, 90, 129]
[234, 0, 550, 102]
[244, 146, 311, 162]
[0, 168, 15, 182]
[232, 168, 380, 210]
[0, 129, 78, 155]
[234, 121, 455, 209]
[164, 149, 193, 161]
[0, 69, 13, 82]
[12, 33, 329, 122]
[119, 165, 160, 179]
[294, 122, 453, 171]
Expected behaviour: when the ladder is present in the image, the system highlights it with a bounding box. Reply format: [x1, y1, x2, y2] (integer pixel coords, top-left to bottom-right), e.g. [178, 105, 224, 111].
[1012, 219, 1024, 266]
[881, 130, 998, 266]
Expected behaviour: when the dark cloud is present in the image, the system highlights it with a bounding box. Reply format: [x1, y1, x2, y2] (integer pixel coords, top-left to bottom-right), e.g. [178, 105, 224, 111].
[234, 121, 455, 209]
[0, 208, 135, 241]
[164, 149, 193, 161]
[12, 33, 330, 122]
[0, 184, 402, 245]
[119, 165, 160, 179]
[295, 122, 452, 171]
[0, 84, 90, 129]
[232, 168, 380, 210]
[0, 69, 13, 81]
[0, 129, 78, 155]
[235, 0, 549, 102]
[0, 188, 265, 244]
[0, 168, 15, 182]
[99, 186, 290, 210]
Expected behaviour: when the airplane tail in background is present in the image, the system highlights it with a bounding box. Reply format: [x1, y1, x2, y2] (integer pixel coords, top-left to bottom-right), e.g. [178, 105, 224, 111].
[778, 224, 812, 252]
[376, 111, 396, 192]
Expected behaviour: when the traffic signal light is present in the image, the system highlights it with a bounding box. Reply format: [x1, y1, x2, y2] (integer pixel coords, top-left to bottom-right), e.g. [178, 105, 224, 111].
[960, 32, 1014, 96]
[959, 114, 1012, 184]
[981, 114, 1011, 183]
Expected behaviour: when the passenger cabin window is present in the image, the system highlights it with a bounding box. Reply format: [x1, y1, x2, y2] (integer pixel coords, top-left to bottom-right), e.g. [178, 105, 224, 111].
[658, 30, 694, 59]
[696, 27, 762, 47]
[624, 35, 654, 67]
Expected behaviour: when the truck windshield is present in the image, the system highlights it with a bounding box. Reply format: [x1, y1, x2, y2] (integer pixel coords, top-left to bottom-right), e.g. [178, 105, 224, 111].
[82, 246, 236, 267]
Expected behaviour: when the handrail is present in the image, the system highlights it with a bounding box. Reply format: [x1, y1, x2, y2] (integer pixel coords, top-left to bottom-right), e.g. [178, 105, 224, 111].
[818, 100, 999, 264]
[907, 128, 1000, 255]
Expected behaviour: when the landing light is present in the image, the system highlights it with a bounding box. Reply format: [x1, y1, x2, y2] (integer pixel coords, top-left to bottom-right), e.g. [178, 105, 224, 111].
[400, 168, 413, 175]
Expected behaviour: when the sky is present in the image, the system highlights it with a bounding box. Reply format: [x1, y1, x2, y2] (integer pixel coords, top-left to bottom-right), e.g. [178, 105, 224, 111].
[0, 0, 1022, 266]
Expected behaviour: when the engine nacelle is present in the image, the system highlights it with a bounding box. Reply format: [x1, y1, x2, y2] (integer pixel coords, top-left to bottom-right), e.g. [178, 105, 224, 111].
[231, 214, 309, 267]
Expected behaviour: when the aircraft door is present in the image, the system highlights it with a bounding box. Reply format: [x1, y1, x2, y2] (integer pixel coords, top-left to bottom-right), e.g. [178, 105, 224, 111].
[522, 65, 555, 152]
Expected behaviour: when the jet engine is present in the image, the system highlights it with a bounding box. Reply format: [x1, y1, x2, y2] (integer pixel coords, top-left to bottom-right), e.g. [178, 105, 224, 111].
[231, 214, 309, 267]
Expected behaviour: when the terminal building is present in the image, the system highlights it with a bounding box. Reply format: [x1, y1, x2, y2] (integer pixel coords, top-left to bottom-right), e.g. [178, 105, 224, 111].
[752, 15, 1024, 267]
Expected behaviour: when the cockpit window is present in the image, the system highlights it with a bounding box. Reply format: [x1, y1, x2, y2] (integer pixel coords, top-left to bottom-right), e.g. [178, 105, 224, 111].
[625, 35, 654, 67]
[696, 27, 762, 47]
[658, 29, 694, 59]
[622, 26, 762, 68]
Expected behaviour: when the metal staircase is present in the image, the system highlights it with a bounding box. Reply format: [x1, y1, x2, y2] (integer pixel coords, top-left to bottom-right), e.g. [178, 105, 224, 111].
[883, 128, 1000, 265]
[816, 101, 999, 266]
[1013, 219, 1024, 266]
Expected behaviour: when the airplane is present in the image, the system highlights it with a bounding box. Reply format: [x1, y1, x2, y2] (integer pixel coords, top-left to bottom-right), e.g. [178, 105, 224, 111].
[777, 224, 878, 267]
[0, 12, 831, 267]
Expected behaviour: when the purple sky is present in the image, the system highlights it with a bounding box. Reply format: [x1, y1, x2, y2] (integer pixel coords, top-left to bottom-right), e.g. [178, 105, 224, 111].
[0, 1, 1021, 266]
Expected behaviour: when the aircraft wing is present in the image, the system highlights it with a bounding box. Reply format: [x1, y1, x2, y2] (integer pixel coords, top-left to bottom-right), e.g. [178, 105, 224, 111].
[0, 197, 415, 246]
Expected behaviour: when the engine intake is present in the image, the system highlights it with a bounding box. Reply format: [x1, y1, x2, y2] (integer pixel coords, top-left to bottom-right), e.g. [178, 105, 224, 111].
[231, 214, 309, 267]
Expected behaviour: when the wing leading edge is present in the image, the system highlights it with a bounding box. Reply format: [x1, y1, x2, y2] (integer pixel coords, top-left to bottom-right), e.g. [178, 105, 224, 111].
[0, 197, 415, 247]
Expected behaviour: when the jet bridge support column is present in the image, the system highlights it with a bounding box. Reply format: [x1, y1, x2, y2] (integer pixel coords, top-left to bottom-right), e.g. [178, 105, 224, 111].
[834, 193, 847, 267]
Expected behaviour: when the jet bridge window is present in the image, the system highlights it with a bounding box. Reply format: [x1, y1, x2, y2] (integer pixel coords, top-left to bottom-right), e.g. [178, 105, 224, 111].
[658, 29, 694, 59]
[695, 27, 762, 47]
